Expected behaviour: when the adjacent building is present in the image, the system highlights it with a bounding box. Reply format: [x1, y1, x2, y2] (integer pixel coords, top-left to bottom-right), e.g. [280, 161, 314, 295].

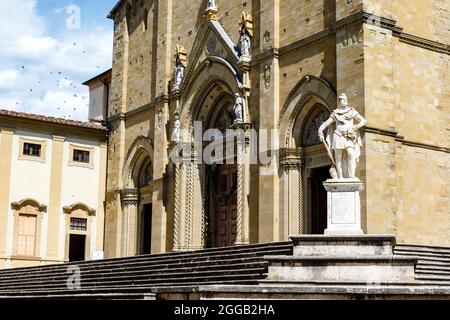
[0, 110, 108, 268]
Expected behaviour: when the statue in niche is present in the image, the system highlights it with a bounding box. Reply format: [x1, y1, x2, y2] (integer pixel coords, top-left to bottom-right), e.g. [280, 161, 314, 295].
[238, 11, 253, 59]
[239, 27, 252, 58]
[172, 44, 187, 91]
[318, 93, 366, 180]
[233, 93, 245, 124]
[172, 114, 182, 143]
[173, 57, 185, 89]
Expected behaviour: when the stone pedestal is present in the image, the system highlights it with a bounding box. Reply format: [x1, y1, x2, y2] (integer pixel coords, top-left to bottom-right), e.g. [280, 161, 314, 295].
[323, 179, 364, 235]
[265, 235, 419, 284]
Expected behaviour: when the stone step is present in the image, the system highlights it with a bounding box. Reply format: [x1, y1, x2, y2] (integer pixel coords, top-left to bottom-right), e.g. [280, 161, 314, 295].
[290, 235, 395, 257]
[415, 274, 450, 282]
[395, 251, 450, 261]
[0, 272, 266, 292]
[0, 242, 292, 276]
[0, 247, 290, 280]
[265, 255, 418, 283]
[416, 260, 450, 267]
[0, 261, 267, 286]
[416, 263, 450, 270]
[415, 269, 450, 276]
[0, 279, 261, 298]
[395, 245, 450, 255]
[397, 255, 450, 264]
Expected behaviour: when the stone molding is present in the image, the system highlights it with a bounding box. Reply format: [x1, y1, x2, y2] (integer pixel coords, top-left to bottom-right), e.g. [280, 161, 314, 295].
[63, 203, 96, 216]
[251, 10, 449, 67]
[365, 126, 449, 154]
[11, 199, 47, 212]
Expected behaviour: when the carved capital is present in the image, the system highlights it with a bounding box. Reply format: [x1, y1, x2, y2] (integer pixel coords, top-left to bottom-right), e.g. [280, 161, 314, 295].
[279, 148, 304, 170]
[120, 189, 139, 204]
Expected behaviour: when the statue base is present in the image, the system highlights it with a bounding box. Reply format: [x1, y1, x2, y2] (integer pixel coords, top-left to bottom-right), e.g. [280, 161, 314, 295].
[323, 179, 364, 235]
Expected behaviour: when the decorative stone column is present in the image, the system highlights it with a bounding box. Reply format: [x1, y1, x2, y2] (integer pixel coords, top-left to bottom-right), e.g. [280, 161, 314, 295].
[120, 189, 139, 256]
[172, 142, 201, 251]
[233, 123, 252, 245]
[280, 148, 305, 237]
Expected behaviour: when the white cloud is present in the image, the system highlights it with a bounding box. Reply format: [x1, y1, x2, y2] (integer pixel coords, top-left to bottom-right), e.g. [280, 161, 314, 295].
[0, 70, 19, 88]
[0, 0, 112, 121]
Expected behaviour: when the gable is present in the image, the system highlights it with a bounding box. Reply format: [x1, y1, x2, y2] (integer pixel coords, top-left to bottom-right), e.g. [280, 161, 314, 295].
[184, 20, 241, 83]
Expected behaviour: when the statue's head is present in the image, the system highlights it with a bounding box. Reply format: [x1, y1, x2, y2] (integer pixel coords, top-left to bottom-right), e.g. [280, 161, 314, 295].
[338, 93, 348, 107]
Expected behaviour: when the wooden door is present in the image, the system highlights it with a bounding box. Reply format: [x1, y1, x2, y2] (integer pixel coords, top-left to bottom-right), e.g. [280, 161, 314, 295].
[214, 164, 238, 247]
[310, 166, 330, 234]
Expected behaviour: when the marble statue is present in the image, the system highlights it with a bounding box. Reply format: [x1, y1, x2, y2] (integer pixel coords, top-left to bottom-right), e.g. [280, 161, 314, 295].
[172, 44, 187, 91]
[172, 114, 181, 143]
[233, 93, 245, 123]
[173, 56, 185, 90]
[239, 28, 251, 58]
[318, 93, 366, 180]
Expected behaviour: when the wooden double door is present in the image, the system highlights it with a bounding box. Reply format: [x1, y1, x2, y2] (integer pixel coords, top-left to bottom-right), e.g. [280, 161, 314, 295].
[213, 164, 238, 247]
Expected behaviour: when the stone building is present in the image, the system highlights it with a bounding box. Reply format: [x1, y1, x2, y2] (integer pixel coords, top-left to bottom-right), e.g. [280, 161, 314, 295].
[102, 0, 449, 258]
[0, 110, 108, 268]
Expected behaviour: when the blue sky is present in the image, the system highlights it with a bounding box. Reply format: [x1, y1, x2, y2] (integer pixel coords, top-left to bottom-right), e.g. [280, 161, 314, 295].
[0, 0, 117, 120]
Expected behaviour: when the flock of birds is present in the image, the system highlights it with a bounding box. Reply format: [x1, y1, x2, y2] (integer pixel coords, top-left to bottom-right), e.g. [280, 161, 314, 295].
[11, 41, 104, 119]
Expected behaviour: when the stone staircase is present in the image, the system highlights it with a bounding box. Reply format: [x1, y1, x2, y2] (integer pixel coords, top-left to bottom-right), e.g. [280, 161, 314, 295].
[0, 240, 448, 300]
[394, 244, 450, 284]
[0, 242, 293, 299]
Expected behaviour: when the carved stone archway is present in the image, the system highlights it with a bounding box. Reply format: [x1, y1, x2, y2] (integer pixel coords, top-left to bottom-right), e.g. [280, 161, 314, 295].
[278, 76, 336, 237]
[172, 57, 251, 251]
[121, 135, 154, 256]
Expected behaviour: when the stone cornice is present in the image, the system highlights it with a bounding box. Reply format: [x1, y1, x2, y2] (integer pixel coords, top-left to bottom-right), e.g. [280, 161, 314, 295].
[365, 126, 449, 153]
[251, 10, 448, 66]
[107, 95, 169, 123]
[398, 32, 450, 55]
[396, 138, 450, 154]
[365, 126, 399, 138]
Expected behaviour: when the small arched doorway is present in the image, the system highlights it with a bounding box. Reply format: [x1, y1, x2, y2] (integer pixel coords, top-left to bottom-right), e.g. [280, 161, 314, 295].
[122, 136, 154, 256]
[136, 159, 153, 254]
[278, 76, 336, 237]
[301, 107, 331, 234]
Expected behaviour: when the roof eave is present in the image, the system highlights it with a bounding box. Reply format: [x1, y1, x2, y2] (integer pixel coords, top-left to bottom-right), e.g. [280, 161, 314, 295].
[107, 0, 125, 19]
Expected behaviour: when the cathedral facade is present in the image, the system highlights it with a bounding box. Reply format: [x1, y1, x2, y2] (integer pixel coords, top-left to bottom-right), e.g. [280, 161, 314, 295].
[103, 0, 449, 258]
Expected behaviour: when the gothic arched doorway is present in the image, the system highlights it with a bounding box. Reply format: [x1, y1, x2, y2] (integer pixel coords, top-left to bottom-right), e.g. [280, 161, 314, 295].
[301, 106, 332, 234]
[122, 136, 154, 256]
[199, 89, 239, 248]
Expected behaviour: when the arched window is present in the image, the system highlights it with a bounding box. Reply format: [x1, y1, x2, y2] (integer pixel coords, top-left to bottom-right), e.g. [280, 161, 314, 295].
[302, 107, 329, 147]
[138, 160, 153, 188]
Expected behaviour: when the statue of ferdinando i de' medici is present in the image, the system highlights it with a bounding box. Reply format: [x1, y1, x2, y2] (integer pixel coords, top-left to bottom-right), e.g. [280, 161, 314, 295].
[318, 93, 366, 180]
